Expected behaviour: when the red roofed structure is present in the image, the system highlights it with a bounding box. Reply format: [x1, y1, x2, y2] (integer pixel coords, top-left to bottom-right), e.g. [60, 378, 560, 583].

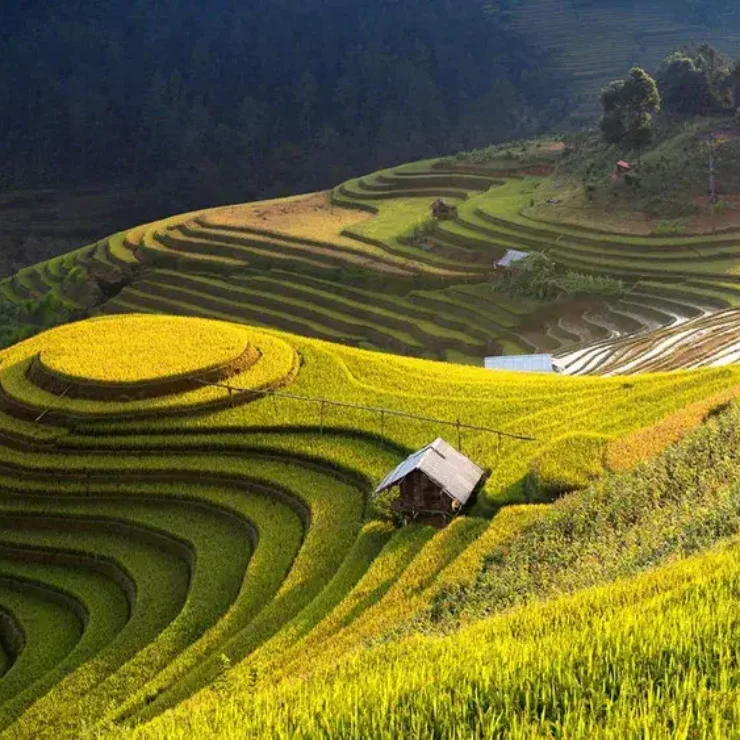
[616, 160, 633, 174]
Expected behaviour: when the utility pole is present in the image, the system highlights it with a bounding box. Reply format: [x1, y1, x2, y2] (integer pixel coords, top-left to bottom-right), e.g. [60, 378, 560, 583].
[709, 134, 718, 204]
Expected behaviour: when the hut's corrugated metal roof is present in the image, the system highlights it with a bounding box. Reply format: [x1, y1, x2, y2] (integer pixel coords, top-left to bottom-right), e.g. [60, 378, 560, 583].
[374, 437, 485, 505]
[485, 354, 555, 373]
[496, 249, 529, 267]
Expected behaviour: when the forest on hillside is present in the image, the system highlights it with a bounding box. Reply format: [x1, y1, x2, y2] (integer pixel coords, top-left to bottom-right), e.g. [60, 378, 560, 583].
[0, 0, 565, 208]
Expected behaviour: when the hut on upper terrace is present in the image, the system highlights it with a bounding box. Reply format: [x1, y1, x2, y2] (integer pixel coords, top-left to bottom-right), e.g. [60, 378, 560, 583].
[494, 248, 528, 271]
[374, 438, 485, 524]
[431, 199, 457, 220]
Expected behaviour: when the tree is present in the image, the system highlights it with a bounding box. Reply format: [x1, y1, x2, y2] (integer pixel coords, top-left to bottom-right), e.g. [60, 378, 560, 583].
[658, 52, 714, 115]
[600, 80, 626, 144]
[657, 46, 735, 116]
[730, 59, 740, 111]
[600, 67, 661, 149]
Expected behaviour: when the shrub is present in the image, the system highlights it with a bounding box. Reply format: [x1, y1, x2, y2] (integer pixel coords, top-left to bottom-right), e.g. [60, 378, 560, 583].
[493, 252, 559, 300]
[408, 218, 435, 245]
[494, 253, 623, 301]
[527, 433, 611, 500]
[652, 219, 688, 235]
[555, 271, 624, 297]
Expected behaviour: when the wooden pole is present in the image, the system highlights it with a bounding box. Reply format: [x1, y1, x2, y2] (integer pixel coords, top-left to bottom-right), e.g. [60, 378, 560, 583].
[456, 418, 462, 450]
[320, 400, 326, 434]
[189, 378, 536, 442]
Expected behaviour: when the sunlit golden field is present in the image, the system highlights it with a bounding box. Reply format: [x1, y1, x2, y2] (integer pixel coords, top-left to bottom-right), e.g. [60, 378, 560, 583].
[0, 311, 734, 737]
[2, 141, 740, 737]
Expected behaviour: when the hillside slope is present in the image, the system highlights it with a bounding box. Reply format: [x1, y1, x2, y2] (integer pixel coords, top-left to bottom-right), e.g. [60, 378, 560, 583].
[511, 0, 740, 120]
[7, 139, 740, 374]
[0, 313, 737, 736]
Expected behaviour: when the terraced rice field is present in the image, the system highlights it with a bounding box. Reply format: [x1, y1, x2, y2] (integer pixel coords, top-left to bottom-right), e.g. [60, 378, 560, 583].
[0, 312, 737, 737]
[5, 134, 740, 734]
[7, 154, 740, 372]
[557, 305, 740, 375]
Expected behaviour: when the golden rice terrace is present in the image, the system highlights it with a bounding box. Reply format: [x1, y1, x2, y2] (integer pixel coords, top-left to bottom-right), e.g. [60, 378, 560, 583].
[1, 141, 740, 737]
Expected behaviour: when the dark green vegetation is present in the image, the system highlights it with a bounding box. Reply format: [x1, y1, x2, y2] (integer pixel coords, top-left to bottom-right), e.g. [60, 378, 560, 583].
[510, 0, 740, 122]
[493, 252, 624, 301]
[0, 0, 561, 211]
[557, 116, 740, 219]
[599, 44, 740, 151]
[657, 44, 740, 116]
[600, 67, 661, 149]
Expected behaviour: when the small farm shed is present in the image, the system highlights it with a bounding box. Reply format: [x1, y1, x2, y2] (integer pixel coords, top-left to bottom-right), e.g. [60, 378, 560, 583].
[485, 354, 559, 373]
[374, 438, 485, 522]
[494, 248, 529, 270]
[616, 160, 633, 174]
[431, 199, 457, 220]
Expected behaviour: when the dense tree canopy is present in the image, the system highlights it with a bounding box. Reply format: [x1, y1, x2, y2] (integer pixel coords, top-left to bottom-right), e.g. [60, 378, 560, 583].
[600, 67, 661, 148]
[0, 0, 564, 208]
[657, 45, 734, 116]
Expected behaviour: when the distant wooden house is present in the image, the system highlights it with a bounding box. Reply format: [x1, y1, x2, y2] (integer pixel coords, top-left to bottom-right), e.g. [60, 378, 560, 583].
[494, 248, 529, 271]
[616, 160, 633, 175]
[431, 199, 457, 220]
[374, 438, 485, 523]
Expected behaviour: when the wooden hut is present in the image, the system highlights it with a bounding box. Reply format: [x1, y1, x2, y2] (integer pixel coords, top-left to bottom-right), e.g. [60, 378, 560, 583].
[374, 438, 485, 523]
[431, 199, 457, 220]
[493, 248, 528, 272]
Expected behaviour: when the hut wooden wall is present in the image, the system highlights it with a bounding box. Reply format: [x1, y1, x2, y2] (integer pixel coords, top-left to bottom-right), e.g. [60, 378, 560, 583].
[397, 471, 453, 515]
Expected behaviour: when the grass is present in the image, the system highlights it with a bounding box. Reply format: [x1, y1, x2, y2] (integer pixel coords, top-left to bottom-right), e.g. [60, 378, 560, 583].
[0, 516, 183, 730]
[233, 524, 436, 689]
[0, 556, 126, 731]
[126, 402, 740, 737]
[527, 432, 611, 499]
[249, 516, 492, 687]
[58, 321, 740, 508]
[0, 320, 297, 419]
[0, 576, 83, 718]
[36, 315, 250, 384]
[202, 192, 373, 247]
[0, 493, 249, 737]
[101, 482, 304, 726]
[5, 139, 740, 737]
[0, 310, 733, 733]
[15, 152, 738, 368]
[133, 536, 740, 739]
[606, 383, 740, 470]
[212, 521, 395, 686]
